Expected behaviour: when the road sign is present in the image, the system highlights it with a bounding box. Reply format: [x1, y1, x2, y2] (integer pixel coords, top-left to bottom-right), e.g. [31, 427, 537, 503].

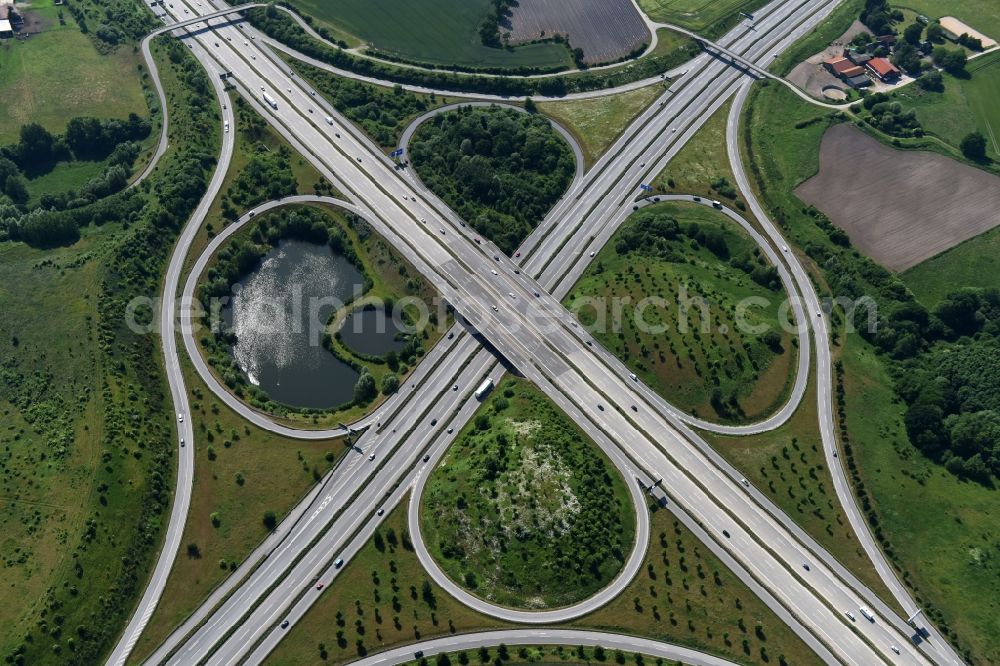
[390, 148, 405, 158]
[640, 184, 653, 192]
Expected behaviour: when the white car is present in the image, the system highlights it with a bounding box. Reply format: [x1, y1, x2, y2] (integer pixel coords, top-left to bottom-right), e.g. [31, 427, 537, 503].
[589, 251, 595, 257]
[177, 413, 184, 422]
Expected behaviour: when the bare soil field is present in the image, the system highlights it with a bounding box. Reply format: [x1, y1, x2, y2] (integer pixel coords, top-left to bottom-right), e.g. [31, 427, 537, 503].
[795, 123, 1000, 271]
[504, 0, 651, 65]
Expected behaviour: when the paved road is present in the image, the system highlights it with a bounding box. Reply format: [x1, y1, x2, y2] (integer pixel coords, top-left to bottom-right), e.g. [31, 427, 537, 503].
[136, 0, 957, 664]
[350, 629, 740, 666]
[130, 34, 172, 187]
[724, 79, 958, 658]
[105, 34, 237, 666]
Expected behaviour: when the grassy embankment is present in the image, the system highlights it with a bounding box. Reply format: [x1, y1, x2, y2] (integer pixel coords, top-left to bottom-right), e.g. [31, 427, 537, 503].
[743, 80, 1000, 663]
[287, 0, 572, 70]
[539, 84, 663, 168]
[420, 378, 636, 609]
[637, 0, 772, 38]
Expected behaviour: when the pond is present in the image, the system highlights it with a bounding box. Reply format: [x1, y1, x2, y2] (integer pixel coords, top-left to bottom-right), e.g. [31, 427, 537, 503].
[338, 308, 408, 357]
[223, 240, 365, 409]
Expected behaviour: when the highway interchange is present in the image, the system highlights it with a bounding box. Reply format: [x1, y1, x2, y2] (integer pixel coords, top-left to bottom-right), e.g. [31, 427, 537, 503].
[107, 0, 966, 665]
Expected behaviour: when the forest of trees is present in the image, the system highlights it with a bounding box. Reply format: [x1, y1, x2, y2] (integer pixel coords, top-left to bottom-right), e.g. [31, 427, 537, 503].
[410, 106, 574, 255]
[0, 115, 152, 246]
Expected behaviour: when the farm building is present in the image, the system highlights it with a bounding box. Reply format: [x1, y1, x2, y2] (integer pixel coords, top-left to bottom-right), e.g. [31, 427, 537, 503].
[0, 19, 11, 37]
[845, 73, 871, 88]
[866, 57, 900, 82]
[847, 51, 872, 66]
[824, 57, 855, 75]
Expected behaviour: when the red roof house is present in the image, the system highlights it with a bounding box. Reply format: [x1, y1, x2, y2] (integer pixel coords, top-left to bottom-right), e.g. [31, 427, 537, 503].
[866, 57, 901, 82]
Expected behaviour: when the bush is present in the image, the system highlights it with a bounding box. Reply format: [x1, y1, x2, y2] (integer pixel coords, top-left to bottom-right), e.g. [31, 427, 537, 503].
[263, 510, 278, 530]
[960, 131, 987, 161]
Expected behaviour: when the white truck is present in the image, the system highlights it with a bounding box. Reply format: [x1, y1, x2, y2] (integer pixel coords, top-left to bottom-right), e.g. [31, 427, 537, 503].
[262, 92, 278, 110]
[859, 606, 875, 622]
[474, 378, 494, 401]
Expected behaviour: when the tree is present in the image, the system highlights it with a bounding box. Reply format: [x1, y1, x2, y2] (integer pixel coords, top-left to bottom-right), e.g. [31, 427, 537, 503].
[916, 70, 943, 92]
[263, 510, 278, 530]
[960, 131, 987, 160]
[926, 22, 944, 42]
[17, 123, 55, 169]
[380, 373, 399, 395]
[353, 370, 377, 403]
[903, 21, 923, 44]
[891, 43, 922, 74]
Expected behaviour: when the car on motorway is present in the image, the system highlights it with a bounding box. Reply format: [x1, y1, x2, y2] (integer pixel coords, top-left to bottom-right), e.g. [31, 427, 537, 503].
[177, 413, 184, 422]
[494, 255, 500, 261]
[474, 237, 481, 244]
[802, 562, 810, 571]
[334, 558, 344, 568]
[597, 404, 604, 411]
[281, 620, 290, 629]
[781, 244, 788, 252]
[452, 384, 458, 391]
[740, 477, 749, 487]
[589, 251, 595, 257]
[315, 582, 324, 590]
[447, 427, 453, 433]
[491, 304, 499, 312]
[845, 611, 856, 621]
[430, 418, 437, 426]
[447, 331, 454, 339]
[180, 437, 185, 447]
[533, 290, 540, 297]
[515, 251, 521, 257]
[508, 292, 515, 299]
[325, 115, 334, 125]
[377, 508, 384, 516]
[414, 651, 424, 659]
[630, 405, 638, 412]
[423, 454, 430, 463]
[368, 453, 375, 461]
[712, 199, 722, 208]
[890, 646, 900, 655]
[440, 228, 446, 235]
[722, 529, 730, 538]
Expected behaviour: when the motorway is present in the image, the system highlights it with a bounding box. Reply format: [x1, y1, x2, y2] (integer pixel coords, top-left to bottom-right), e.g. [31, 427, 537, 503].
[110, 0, 965, 665]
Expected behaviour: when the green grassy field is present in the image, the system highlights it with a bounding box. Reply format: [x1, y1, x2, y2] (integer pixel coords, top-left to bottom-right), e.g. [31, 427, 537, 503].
[269, 499, 816, 666]
[902, 224, 1000, 307]
[539, 82, 664, 167]
[0, 2, 147, 144]
[744, 79, 1000, 663]
[566, 201, 794, 423]
[891, 50, 1000, 161]
[421, 378, 636, 609]
[897, 0, 1000, 41]
[289, 0, 571, 70]
[637, 0, 769, 36]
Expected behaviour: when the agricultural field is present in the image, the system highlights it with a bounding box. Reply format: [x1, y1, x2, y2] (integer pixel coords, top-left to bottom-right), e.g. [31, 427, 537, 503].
[538, 83, 663, 167]
[287, 0, 572, 70]
[506, 0, 650, 65]
[0, 0, 148, 144]
[794, 123, 1000, 271]
[745, 79, 1000, 665]
[420, 378, 636, 608]
[565, 202, 794, 423]
[637, 0, 768, 36]
[902, 224, 1000, 307]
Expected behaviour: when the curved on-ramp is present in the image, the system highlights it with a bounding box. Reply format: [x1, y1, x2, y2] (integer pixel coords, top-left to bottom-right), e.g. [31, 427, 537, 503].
[349, 629, 738, 666]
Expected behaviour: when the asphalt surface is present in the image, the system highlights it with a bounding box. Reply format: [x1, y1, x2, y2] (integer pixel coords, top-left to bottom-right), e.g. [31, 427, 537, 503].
[349, 629, 739, 666]
[115, 0, 965, 664]
[105, 34, 236, 666]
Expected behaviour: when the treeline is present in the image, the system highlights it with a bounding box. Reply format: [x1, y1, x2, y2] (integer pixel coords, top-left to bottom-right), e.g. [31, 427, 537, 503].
[410, 105, 574, 255]
[615, 209, 780, 291]
[2, 36, 218, 666]
[295, 63, 439, 149]
[0, 115, 151, 245]
[249, 7, 698, 98]
[478, 0, 514, 48]
[62, 0, 156, 50]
